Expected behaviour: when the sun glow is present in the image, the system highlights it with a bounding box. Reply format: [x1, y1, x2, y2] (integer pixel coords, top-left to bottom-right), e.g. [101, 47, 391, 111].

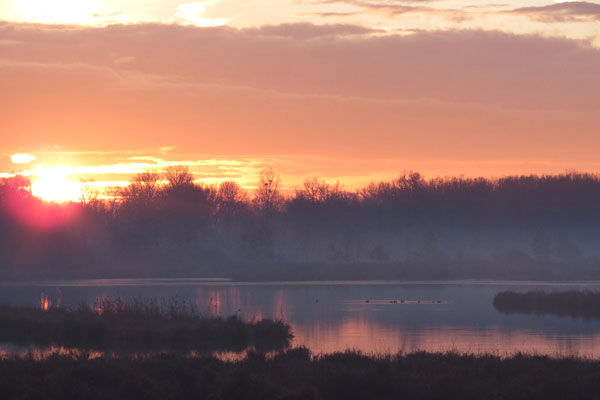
[31, 168, 82, 203]
[12, 0, 101, 24]
[174, 1, 228, 27]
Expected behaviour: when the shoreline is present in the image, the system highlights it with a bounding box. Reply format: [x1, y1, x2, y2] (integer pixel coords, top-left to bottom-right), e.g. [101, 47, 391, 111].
[4, 277, 600, 287]
[2, 348, 600, 399]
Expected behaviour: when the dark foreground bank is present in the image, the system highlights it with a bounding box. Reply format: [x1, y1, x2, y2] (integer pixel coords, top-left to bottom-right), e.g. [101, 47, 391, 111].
[2, 349, 600, 400]
[0, 300, 292, 353]
[493, 290, 600, 319]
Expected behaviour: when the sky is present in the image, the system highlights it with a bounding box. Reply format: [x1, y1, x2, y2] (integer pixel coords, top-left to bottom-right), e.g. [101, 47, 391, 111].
[1, 0, 600, 200]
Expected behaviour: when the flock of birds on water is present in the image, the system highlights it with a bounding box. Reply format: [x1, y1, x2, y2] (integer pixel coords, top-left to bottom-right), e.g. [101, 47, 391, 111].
[313, 299, 444, 304]
[364, 299, 443, 304]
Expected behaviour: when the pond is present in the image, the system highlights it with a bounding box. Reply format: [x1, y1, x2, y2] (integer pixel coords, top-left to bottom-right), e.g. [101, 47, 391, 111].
[2, 279, 600, 357]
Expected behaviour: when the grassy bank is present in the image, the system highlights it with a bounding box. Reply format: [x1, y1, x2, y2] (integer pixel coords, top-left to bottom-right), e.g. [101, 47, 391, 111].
[2, 348, 600, 399]
[0, 299, 292, 353]
[493, 290, 600, 319]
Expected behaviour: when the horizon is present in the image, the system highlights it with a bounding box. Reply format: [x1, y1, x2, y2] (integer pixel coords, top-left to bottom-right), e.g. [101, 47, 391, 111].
[4, 158, 600, 202]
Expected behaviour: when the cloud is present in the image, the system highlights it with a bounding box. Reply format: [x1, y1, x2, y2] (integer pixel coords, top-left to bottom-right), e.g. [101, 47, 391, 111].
[2, 22, 598, 108]
[241, 22, 380, 38]
[112, 55, 136, 64]
[310, 0, 600, 25]
[305, 0, 474, 21]
[309, 11, 362, 18]
[508, 1, 600, 22]
[11, 153, 35, 164]
[1, 21, 599, 170]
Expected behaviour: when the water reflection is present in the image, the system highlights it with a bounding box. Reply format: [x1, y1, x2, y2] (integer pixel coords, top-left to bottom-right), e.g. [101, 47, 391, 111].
[0, 344, 105, 360]
[3, 280, 600, 358]
[292, 319, 600, 357]
[0, 344, 249, 362]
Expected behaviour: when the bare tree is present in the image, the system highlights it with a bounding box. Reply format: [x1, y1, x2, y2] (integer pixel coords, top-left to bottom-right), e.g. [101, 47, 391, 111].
[105, 185, 121, 217]
[121, 171, 161, 204]
[218, 181, 248, 204]
[254, 167, 282, 213]
[79, 179, 100, 208]
[218, 181, 248, 203]
[299, 176, 326, 202]
[297, 176, 346, 203]
[164, 165, 194, 190]
[216, 181, 248, 220]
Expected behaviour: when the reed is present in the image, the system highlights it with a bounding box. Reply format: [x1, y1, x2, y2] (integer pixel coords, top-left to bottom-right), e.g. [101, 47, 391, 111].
[1, 348, 599, 400]
[0, 298, 292, 353]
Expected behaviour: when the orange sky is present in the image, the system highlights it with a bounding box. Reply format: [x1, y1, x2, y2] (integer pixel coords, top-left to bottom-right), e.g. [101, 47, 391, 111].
[1, 1, 600, 200]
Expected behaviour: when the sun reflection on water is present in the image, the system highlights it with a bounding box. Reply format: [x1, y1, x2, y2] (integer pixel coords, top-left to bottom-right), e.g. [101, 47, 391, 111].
[40, 293, 51, 311]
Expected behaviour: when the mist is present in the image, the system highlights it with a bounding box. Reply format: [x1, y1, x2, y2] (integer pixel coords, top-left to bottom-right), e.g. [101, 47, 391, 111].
[2, 168, 599, 281]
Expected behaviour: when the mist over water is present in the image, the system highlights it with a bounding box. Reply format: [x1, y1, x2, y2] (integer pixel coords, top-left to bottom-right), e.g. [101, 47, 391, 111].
[3, 280, 600, 357]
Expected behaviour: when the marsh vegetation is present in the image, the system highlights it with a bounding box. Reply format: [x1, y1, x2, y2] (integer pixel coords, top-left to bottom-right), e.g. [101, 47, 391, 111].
[0, 298, 292, 353]
[2, 348, 600, 400]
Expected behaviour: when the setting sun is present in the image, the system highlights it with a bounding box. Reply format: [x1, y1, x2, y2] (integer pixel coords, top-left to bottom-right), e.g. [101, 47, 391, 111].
[31, 167, 82, 203]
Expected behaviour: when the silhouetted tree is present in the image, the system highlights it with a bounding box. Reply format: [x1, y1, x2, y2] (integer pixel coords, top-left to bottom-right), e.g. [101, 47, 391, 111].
[219, 181, 248, 203]
[164, 165, 194, 190]
[121, 171, 161, 206]
[104, 186, 121, 219]
[254, 167, 283, 214]
[217, 181, 249, 218]
[0, 175, 31, 203]
[294, 176, 346, 204]
[79, 179, 100, 209]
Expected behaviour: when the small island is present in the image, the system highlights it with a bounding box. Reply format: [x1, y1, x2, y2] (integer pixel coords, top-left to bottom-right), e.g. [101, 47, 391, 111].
[493, 290, 600, 319]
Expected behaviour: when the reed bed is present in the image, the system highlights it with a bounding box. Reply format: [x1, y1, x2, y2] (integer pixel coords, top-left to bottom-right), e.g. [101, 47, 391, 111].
[0, 297, 292, 353]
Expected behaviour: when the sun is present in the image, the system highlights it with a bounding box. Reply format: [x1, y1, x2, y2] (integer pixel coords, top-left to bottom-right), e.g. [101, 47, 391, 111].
[31, 168, 82, 203]
[12, 0, 101, 24]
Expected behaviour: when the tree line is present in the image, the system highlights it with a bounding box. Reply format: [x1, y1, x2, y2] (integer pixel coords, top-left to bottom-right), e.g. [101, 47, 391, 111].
[2, 169, 600, 280]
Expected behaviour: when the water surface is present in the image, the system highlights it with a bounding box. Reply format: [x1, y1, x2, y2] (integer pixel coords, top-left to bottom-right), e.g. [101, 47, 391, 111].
[2, 279, 600, 357]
